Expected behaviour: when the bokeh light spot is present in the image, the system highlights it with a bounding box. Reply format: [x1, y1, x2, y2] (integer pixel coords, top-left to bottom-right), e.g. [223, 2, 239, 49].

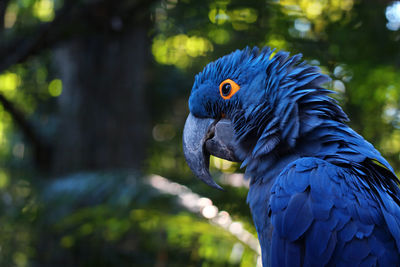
[208, 28, 230, 44]
[33, 0, 55, 22]
[211, 156, 235, 172]
[0, 171, 9, 188]
[230, 8, 258, 24]
[386, 1, 400, 31]
[202, 205, 218, 219]
[294, 18, 311, 32]
[279, 0, 354, 32]
[60, 235, 75, 248]
[4, 3, 18, 28]
[266, 34, 287, 50]
[0, 72, 20, 91]
[152, 34, 213, 68]
[209, 8, 230, 25]
[13, 252, 27, 267]
[48, 79, 62, 97]
[333, 80, 346, 93]
[229, 222, 243, 235]
[306, 2, 323, 18]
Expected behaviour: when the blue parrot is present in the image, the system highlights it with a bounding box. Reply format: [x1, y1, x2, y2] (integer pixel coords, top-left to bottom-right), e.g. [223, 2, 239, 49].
[182, 47, 400, 266]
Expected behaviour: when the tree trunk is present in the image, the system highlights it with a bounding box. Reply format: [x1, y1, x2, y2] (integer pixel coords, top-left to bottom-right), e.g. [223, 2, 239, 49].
[52, 24, 150, 174]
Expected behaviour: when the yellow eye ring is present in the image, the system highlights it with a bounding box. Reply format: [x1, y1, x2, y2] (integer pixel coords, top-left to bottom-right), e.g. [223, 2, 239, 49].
[219, 79, 240, 100]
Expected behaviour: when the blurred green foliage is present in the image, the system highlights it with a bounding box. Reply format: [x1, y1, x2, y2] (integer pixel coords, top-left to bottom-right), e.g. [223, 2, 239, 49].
[0, 0, 400, 266]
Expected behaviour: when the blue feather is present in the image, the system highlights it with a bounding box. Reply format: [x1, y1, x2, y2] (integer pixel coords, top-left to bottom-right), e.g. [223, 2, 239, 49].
[187, 46, 400, 266]
[282, 192, 313, 241]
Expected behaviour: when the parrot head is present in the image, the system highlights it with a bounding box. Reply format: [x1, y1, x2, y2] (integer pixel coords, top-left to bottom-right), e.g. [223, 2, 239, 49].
[183, 47, 347, 189]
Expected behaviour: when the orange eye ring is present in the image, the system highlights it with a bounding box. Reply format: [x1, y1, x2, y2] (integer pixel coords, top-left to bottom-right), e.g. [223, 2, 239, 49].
[219, 79, 240, 100]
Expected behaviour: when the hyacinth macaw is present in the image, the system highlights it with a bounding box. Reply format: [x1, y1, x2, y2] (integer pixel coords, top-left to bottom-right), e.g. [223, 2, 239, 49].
[182, 47, 400, 266]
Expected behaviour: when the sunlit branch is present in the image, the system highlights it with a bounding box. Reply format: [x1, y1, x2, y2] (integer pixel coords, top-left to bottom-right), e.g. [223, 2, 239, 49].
[148, 174, 262, 266]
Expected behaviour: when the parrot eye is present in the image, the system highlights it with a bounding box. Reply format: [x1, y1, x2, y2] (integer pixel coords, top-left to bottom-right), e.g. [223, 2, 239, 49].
[221, 83, 231, 96]
[219, 79, 240, 100]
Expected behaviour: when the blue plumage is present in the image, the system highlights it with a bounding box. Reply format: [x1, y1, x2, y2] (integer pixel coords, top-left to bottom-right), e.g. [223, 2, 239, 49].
[186, 47, 400, 266]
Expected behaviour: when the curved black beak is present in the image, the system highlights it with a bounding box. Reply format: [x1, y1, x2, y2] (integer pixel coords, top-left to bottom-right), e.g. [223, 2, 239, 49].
[183, 113, 240, 190]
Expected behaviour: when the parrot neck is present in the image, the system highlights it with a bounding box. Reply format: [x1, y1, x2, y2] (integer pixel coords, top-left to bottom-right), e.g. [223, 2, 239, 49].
[242, 115, 392, 185]
[243, 118, 362, 265]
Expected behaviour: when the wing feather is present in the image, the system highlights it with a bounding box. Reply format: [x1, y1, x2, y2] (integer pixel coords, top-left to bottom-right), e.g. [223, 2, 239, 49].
[269, 157, 400, 266]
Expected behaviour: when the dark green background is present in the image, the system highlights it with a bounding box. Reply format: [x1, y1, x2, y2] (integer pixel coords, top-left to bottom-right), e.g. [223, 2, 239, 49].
[0, 0, 399, 266]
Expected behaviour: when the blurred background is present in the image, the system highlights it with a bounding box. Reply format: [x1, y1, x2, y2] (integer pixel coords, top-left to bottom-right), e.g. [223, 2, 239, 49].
[0, 0, 399, 266]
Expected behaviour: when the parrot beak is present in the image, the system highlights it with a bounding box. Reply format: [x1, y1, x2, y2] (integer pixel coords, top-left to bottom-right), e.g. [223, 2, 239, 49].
[183, 113, 240, 190]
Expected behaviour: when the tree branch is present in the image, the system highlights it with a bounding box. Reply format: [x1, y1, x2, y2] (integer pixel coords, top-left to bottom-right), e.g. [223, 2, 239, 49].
[0, 0, 157, 74]
[0, 0, 157, 170]
[0, 94, 39, 145]
[0, 93, 51, 169]
[0, 1, 76, 73]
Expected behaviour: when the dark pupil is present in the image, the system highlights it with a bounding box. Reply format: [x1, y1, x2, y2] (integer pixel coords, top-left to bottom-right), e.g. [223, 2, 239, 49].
[221, 83, 231, 96]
